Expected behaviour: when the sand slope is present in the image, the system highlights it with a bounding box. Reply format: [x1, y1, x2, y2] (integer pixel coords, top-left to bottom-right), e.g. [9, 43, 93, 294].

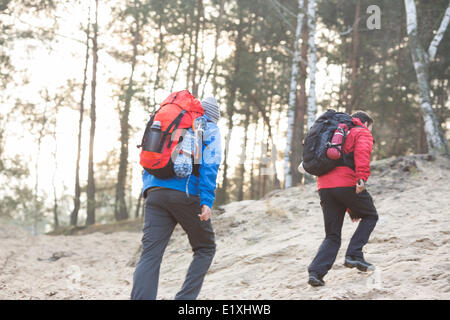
[1, 155, 449, 299]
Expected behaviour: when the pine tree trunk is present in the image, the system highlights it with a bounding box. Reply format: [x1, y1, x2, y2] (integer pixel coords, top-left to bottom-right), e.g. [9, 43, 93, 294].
[404, 0, 448, 154]
[291, 89, 307, 185]
[249, 119, 258, 199]
[52, 166, 59, 230]
[153, 15, 164, 105]
[437, 79, 447, 120]
[218, 10, 244, 204]
[262, 128, 270, 197]
[70, 8, 90, 226]
[33, 134, 42, 235]
[86, 0, 99, 226]
[291, 2, 308, 186]
[203, 0, 224, 99]
[33, 102, 48, 235]
[389, 16, 404, 157]
[258, 121, 267, 199]
[170, 17, 188, 93]
[220, 118, 233, 203]
[197, 24, 207, 96]
[52, 192, 59, 230]
[170, 45, 185, 92]
[191, 0, 203, 97]
[135, 188, 143, 219]
[237, 113, 250, 201]
[284, 0, 304, 189]
[346, 0, 360, 114]
[251, 93, 281, 190]
[306, 0, 317, 130]
[51, 120, 59, 230]
[266, 94, 280, 191]
[115, 16, 140, 222]
[186, 12, 194, 91]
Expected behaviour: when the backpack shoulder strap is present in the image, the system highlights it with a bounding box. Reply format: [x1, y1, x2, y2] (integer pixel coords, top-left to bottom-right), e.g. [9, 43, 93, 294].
[161, 110, 186, 150]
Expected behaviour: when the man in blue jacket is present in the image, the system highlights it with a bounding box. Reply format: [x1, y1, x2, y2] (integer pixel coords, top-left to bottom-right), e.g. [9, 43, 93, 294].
[131, 96, 222, 300]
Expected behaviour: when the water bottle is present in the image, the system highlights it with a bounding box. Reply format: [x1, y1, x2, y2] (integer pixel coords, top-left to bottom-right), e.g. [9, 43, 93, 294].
[327, 123, 348, 160]
[193, 117, 206, 164]
[143, 120, 162, 153]
[174, 129, 194, 178]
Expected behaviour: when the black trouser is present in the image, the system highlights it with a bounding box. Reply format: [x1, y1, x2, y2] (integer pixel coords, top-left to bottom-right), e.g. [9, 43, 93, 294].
[131, 188, 216, 300]
[308, 187, 378, 278]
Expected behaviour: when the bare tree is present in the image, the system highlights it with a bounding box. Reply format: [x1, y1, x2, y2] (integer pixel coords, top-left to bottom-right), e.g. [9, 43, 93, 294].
[218, 8, 245, 203]
[70, 6, 90, 226]
[284, 0, 304, 189]
[237, 112, 250, 201]
[51, 114, 59, 230]
[306, 0, 317, 130]
[32, 102, 48, 235]
[153, 13, 164, 107]
[134, 188, 143, 219]
[86, 0, 99, 226]
[346, 0, 360, 114]
[404, 0, 449, 154]
[191, 0, 204, 96]
[115, 2, 142, 222]
[201, 0, 224, 99]
[291, 3, 308, 186]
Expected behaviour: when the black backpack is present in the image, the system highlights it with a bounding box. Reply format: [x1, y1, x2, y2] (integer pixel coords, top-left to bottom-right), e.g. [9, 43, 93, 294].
[302, 109, 360, 176]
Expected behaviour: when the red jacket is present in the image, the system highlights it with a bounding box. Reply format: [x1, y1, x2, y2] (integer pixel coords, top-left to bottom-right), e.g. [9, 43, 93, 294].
[317, 118, 374, 190]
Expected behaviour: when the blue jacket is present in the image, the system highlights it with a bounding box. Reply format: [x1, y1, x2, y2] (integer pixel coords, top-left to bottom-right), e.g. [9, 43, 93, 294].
[142, 115, 222, 208]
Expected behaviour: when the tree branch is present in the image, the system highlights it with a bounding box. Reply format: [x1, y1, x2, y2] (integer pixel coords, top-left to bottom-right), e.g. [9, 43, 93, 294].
[427, 1, 450, 61]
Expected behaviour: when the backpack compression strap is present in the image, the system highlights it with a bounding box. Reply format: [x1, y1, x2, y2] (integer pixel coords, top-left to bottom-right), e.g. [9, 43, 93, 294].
[159, 110, 187, 151]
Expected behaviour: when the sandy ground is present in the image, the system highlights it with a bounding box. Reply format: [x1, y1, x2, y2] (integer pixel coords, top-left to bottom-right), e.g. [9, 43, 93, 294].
[0, 154, 449, 300]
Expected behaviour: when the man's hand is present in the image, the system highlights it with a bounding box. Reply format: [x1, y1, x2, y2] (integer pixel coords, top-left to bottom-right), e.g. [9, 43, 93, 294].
[198, 204, 212, 221]
[356, 179, 366, 194]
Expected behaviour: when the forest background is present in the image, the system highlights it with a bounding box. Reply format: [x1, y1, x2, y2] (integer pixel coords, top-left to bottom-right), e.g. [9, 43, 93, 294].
[0, 0, 448, 234]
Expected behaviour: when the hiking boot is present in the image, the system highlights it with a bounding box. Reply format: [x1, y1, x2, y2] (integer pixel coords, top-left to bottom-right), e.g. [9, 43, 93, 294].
[344, 256, 375, 272]
[308, 273, 325, 287]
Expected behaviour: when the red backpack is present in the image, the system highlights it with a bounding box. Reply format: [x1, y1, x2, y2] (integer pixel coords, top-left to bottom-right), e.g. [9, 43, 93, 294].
[138, 90, 204, 179]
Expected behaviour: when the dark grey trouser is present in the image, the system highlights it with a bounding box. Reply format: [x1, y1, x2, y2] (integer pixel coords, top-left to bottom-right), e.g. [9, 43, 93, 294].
[131, 188, 216, 300]
[308, 187, 378, 278]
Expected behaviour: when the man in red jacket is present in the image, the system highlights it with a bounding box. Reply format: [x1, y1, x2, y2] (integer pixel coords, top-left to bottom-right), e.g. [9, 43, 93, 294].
[308, 111, 379, 287]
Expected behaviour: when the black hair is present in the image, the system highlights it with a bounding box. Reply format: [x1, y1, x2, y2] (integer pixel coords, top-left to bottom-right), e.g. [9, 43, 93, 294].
[351, 111, 374, 126]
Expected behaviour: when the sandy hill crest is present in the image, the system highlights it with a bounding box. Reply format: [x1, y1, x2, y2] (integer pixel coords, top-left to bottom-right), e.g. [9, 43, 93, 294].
[1, 154, 449, 299]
